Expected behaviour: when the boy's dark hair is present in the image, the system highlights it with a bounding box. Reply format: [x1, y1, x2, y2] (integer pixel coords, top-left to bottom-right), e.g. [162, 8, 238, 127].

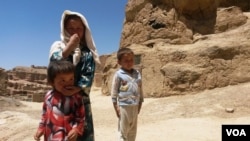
[117, 47, 134, 61]
[47, 60, 75, 84]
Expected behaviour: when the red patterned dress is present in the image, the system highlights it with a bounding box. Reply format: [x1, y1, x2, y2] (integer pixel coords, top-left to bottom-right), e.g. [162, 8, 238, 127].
[37, 90, 85, 141]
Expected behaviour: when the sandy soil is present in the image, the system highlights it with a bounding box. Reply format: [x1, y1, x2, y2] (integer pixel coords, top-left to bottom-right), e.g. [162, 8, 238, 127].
[1, 83, 250, 141]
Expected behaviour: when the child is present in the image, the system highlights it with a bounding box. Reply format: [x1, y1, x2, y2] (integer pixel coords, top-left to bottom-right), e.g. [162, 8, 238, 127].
[111, 48, 144, 141]
[49, 10, 100, 141]
[34, 60, 85, 141]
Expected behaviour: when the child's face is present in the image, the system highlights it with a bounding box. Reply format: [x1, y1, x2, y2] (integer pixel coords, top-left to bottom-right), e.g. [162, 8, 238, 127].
[118, 53, 134, 72]
[52, 72, 74, 95]
[66, 19, 84, 40]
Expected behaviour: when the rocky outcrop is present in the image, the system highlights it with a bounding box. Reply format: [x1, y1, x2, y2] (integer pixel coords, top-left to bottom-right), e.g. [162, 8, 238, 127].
[120, 0, 249, 48]
[0, 68, 8, 95]
[7, 66, 51, 102]
[102, 1, 250, 97]
[94, 55, 110, 87]
[0, 63, 105, 102]
[219, 0, 250, 11]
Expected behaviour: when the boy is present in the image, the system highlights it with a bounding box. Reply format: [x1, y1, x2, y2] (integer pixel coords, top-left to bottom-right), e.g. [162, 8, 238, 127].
[34, 60, 85, 141]
[111, 47, 144, 141]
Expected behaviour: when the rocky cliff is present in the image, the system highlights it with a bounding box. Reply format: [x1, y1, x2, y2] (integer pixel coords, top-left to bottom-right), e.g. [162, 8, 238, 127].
[102, 0, 250, 97]
[0, 68, 8, 95]
[6, 66, 51, 102]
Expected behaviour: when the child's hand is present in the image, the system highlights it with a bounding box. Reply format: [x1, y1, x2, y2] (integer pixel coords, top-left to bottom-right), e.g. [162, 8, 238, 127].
[113, 103, 120, 118]
[138, 103, 142, 114]
[116, 107, 120, 118]
[68, 128, 78, 141]
[34, 130, 43, 141]
[68, 34, 80, 50]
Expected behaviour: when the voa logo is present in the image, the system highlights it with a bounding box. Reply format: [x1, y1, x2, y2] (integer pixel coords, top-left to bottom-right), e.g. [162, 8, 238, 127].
[226, 129, 246, 136]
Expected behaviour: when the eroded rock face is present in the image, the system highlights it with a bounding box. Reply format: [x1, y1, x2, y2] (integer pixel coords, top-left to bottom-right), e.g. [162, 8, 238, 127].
[0, 68, 8, 95]
[94, 55, 110, 87]
[0, 62, 106, 102]
[219, 0, 250, 11]
[102, 1, 250, 97]
[215, 6, 248, 33]
[121, 0, 248, 48]
[7, 66, 51, 102]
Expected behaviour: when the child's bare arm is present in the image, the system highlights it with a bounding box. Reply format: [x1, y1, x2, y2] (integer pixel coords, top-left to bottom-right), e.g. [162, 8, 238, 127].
[62, 34, 80, 58]
[34, 129, 43, 141]
[138, 102, 142, 114]
[113, 102, 120, 118]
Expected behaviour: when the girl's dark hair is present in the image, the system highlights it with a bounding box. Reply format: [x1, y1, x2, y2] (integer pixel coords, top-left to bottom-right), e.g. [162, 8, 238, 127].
[117, 47, 134, 61]
[64, 14, 86, 44]
[47, 60, 75, 84]
[64, 14, 84, 28]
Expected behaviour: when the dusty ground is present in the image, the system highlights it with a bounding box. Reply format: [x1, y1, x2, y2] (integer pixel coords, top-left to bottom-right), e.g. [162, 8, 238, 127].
[1, 82, 250, 141]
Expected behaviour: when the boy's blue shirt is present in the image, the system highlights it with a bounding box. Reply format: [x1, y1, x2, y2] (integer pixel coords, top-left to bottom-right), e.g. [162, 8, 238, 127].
[111, 68, 143, 106]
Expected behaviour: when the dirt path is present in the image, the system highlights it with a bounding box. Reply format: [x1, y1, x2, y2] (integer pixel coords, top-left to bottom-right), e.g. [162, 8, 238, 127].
[1, 83, 250, 141]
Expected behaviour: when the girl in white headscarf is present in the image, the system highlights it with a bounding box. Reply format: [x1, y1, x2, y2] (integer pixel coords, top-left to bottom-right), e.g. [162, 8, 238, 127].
[49, 10, 100, 141]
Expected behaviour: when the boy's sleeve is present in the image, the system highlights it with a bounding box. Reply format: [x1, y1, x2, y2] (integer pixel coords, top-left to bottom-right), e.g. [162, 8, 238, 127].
[38, 102, 46, 131]
[111, 72, 119, 103]
[38, 91, 51, 131]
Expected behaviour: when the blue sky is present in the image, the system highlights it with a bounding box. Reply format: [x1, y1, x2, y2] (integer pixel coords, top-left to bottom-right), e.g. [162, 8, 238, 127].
[0, 0, 127, 70]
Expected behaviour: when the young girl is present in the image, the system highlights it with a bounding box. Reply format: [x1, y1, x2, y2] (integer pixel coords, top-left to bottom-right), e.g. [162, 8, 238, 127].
[34, 60, 85, 141]
[49, 10, 100, 141]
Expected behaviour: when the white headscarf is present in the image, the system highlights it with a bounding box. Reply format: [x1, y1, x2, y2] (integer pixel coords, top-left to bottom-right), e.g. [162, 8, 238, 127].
[61, 10, 101, 64]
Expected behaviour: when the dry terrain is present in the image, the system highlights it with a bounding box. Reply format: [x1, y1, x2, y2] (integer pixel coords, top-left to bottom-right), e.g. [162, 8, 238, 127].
[1, 83, 250, 141]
